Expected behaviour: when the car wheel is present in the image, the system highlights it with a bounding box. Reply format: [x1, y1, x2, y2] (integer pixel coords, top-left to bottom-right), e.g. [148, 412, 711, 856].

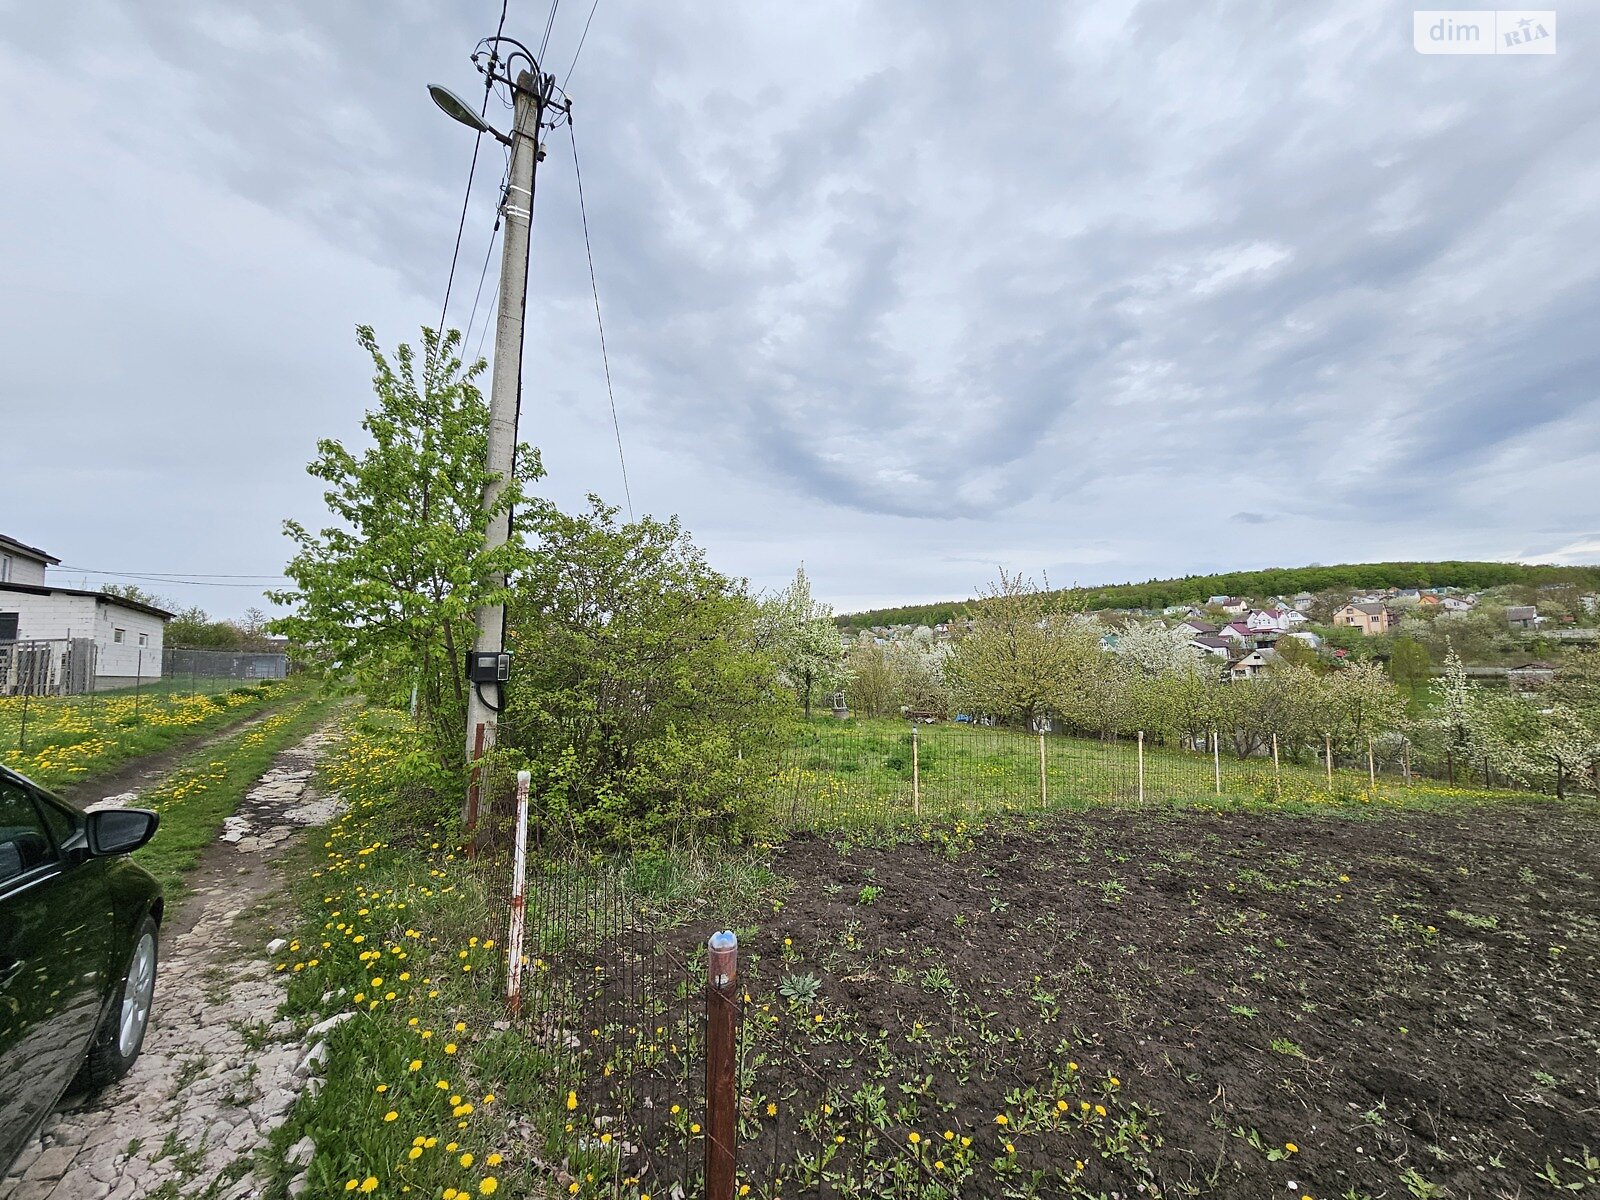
[75, 915, 159, 1090]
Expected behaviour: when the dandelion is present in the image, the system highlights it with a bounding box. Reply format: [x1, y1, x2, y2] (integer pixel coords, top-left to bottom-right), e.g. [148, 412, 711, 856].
[1285, 1143, 1298, 1154]
[459, 1152, 474, 1167]
[567, 1090, 579, 1111]
[480, 1182, 498, 1196]
[383, 1111, 399, 1122]
[994, 1114, 1009, 1126]
[486, 1154, 502, 1166]
[908, 1132, 921, 1145]
[360, 1179, 379, 1194]
[445, 1044, 458, 1055]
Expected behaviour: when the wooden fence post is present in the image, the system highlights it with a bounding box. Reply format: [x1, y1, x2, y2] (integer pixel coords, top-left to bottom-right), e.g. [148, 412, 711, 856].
[1212, 729, 1221, 795]
[1137, 730, 1146, 802]
[1038, 733, 1047, 808]
[705, 931, 739, 1200]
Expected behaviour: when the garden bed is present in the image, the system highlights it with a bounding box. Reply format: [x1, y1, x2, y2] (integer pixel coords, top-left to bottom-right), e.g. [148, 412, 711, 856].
[568, 800, 1600, 1198]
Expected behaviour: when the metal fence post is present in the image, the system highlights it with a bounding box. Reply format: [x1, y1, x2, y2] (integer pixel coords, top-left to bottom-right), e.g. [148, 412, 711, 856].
[1324, 734, 1334, 788]
[1272, 733, 1281, 800]
[1212, 729, 1221, 795]
[705, 930, 739, 1200]
[505, 770, 531, 1016]
[1038, 733, 1047, 808]
[1368, 738, 1377, 789]
[464, 722, 486, 855]
[1137, 730, 1145, 802]
[911, 722, 920, 818]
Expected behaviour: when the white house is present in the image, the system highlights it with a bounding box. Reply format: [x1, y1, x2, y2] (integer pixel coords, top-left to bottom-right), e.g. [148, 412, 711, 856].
[0, 534, 172, 690]
[1229, 649, 1277, 680]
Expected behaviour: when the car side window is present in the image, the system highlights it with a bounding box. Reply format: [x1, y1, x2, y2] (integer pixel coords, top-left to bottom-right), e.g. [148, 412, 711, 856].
[0, 781, 58, 885]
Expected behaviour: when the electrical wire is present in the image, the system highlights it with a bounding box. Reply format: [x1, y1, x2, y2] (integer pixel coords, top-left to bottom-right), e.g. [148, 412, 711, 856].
[538, 0, 562, 61]
[568, 120, 635, 521]
[435, 0, 510, 345]
[55, 566, 287, 581]
[463, 217, 503, 360]
[562, 0, 602, 89]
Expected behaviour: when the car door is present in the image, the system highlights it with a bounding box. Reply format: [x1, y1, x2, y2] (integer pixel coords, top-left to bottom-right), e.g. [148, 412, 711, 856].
[0, 777, 113, 1167]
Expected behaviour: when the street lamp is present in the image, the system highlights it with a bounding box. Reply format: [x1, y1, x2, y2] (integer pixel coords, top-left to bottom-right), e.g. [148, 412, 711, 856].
[427, 83, 511, 145]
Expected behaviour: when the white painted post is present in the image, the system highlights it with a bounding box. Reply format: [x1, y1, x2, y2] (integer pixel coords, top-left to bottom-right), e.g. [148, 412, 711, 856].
[1272, 733, 1282, 800]
[1137, 730, 1146, 802]
[505, 769, 531, 1015]
[1368, 738, 1377, 788]
[1325, 733, 1334, 788]
[1038, 733, 1047, 808]
[911, 722, 920, 818]
[1212, 730, 1221, 795]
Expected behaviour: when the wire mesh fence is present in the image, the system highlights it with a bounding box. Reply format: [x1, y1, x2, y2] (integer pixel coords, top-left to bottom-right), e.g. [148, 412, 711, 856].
[451, 714, 1582, 1199]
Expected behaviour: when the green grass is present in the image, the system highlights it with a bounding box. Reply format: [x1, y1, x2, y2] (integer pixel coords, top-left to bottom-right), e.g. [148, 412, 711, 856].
[130, 693, 337, 897]
[774, 718, 1540, 833]
[0, 679, 304, 791]
[258, 710, 776, 1199]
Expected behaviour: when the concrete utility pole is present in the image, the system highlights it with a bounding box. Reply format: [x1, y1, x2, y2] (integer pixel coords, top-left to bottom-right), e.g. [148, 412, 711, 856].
[465, 67, 548, 776]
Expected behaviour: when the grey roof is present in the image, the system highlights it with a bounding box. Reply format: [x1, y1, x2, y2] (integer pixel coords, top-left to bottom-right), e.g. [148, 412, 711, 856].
[0, 580, 174, 620]
[0, 533, 60, 565]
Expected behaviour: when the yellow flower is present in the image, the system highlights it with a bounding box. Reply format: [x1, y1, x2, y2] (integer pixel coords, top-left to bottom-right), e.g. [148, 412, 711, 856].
[383, 1111, 399, 1122]
[1285, 1142, 1298, 1154]
[459, 1152, 474, 1167]
[486, 1153, 502, 1166]
[994, 1114, 1009, 1126]
[360, 1179, 379, 1194]
[908, 1132, 921, 1144]
[409, 1060, 422, 1072]
[480, 1182, 499, 1196]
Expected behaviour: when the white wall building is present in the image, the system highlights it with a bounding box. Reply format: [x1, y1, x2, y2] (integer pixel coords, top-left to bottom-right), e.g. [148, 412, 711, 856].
[0, 534, 171, 690]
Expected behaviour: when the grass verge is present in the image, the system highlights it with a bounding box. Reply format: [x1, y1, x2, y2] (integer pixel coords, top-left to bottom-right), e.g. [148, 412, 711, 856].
[131, 692, 337, 896]
[1, 678, 307, 791]
[261, 708, 773, 1200]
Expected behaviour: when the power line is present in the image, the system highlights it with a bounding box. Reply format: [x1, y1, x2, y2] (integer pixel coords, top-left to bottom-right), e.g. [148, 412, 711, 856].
[435, 0, 510, 344]
[55, 566, 287, 581]
[568, 120, 635, 521]
[563, 0, 602, 88]
[538, 0, 562, 60]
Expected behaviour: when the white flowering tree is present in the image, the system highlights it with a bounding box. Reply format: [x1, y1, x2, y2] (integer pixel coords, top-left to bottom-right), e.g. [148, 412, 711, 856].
[756, 567, 847, 720]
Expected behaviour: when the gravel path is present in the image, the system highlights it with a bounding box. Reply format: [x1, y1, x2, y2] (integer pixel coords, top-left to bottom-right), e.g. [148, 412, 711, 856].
[2, 724, 342, 1200]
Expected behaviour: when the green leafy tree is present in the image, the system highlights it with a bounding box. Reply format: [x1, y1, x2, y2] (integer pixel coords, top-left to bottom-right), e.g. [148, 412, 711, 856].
[270, 325, 543, 764]
[844, 636, 898, 717]
[165, 606, 244, 650]
[501, 498, 793, 845]
[946, 571, 1102, 729]
[1388, 637, 1432, 702]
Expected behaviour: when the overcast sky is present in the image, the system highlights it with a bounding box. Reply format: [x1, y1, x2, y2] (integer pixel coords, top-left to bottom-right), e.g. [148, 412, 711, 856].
[2, 1, 1596, 619]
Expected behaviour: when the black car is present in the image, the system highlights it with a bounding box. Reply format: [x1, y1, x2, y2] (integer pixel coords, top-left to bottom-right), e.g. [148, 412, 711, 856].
[0, 764, 163, 1171]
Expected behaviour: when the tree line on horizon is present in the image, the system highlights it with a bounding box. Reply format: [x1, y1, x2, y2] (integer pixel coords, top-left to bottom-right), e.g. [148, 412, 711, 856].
[839, 560, 1600, 630]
